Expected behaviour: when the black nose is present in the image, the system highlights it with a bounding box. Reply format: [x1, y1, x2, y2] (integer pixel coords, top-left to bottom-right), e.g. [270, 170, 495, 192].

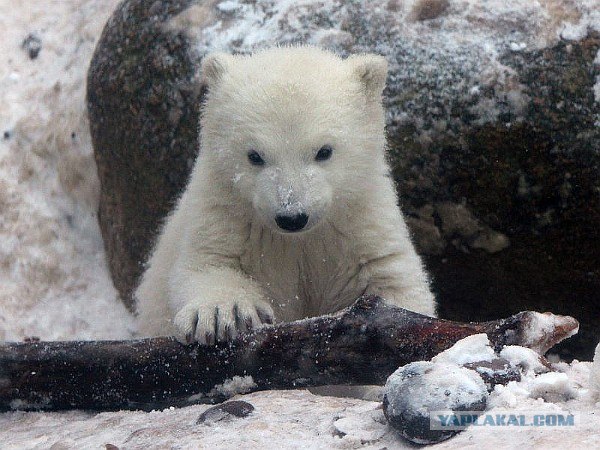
[275, 213, 309, 232]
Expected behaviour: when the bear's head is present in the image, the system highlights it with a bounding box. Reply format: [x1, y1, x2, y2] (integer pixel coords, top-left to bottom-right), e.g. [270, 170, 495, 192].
[198, 46, 388, 234]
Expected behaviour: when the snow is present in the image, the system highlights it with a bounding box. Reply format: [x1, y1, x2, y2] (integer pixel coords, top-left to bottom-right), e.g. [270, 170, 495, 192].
[217, 0, 244, 14]
[432, 333, 496, 365]
[0, 0, 135, 342]
[2, 0, 600, 448]
[0, 391, 390, 449]
[208, 375, 258, 398]
[427, 335, 583, 406]
[527, 372, 577, 403]
[559, 1, 600, 40]
[509, 42, 527, 52]
[182, 0, 600, 54]
[500, 345, 550, 374]
[591, 342, 600, 396]
[521, 311, 580, 354]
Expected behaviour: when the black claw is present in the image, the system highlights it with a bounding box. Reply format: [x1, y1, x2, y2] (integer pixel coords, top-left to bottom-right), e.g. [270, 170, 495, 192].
[205, 332, 215, 346]
[257, 308, 273, 324]
[214, 306, 220, 339]
[187, 313, 199, 344]
[257, 311, 273, 324]
[234, 304, 247, 332]
[226, 324, 236, 341]
[214, 306, 222, 341]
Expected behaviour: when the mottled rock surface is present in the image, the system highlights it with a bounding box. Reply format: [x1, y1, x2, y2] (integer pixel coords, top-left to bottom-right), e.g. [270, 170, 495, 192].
[88, 0, 600, 358]
[88, 0, 202, 311]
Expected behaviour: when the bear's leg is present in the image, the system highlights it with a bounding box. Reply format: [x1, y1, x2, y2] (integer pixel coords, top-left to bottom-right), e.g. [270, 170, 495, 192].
[362, 252, 437, 317]
[168, 265, 274, 344]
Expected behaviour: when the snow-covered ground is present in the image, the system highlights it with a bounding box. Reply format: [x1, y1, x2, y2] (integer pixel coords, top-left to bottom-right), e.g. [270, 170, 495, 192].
[1, 0, 600, 448]
[0, 0, 134, 342]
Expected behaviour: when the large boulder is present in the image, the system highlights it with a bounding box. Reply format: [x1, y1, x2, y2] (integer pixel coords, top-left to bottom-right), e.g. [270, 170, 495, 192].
[88, 0, 600, 359]
[88, 0, 202, 313]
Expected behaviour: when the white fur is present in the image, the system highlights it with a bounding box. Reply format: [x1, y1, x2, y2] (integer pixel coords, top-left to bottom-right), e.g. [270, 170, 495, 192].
[135, 46, 436, 344]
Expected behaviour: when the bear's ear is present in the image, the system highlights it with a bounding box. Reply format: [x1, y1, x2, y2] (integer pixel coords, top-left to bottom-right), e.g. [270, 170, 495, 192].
[347, 54, 388, 97]
[201, 52, 233, 88]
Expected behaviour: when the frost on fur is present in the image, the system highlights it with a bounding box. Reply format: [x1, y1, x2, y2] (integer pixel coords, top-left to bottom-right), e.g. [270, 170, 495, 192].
[135, 46, 436, 342]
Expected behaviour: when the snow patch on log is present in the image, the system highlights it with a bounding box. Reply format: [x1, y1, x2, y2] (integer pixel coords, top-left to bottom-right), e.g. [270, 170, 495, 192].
[9, 398, 50, 411]
[521, 312, 580, 354]
[500, 345, 550, 374]
[491, 360, 583, 410]
[208, 375, 257, 398]
[432, 333, 496, 365]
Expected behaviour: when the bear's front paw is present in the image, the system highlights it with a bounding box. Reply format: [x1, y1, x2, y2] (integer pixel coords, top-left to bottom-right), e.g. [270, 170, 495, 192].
[173, 299, 274, 345]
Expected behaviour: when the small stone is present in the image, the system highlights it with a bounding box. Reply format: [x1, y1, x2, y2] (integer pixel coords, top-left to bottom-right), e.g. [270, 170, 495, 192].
[22, 33, 42, 60]
[196, 400, 255, 424]
[383, 361, 488, 445]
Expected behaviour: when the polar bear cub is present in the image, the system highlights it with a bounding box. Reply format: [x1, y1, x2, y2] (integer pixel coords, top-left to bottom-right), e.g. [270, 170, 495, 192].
[135, 46, 436, 344]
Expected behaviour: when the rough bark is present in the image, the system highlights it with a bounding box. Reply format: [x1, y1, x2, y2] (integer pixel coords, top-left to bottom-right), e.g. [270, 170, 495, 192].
[0, 296, 578, 412]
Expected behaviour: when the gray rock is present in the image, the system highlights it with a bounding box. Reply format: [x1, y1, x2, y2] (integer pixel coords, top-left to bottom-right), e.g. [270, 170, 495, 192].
[196, 400, 255, 424]
[383, 361, 488, 444]
[88, 0, 202, 311]
[87, 0, 600, 359]
[22, 33, 42, 60]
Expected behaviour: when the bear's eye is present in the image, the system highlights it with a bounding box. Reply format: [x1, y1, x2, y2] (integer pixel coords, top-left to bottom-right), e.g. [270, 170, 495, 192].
[247, 150, 265, 166]
[315, 145, 333, 161]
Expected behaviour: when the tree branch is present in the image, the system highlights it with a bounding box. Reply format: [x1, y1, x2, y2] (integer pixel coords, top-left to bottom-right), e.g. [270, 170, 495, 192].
[0, 295, 578, 411]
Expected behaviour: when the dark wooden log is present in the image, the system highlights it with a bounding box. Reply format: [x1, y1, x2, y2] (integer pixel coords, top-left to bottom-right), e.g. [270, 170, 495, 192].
[0, 295, 578, 411]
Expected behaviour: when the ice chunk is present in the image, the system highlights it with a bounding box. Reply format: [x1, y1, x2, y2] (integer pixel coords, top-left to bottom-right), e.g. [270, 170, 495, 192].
[500, 345, 550, 374]
[432, 333, 496, 365]
[590, 342, 600, 396]
[528, 372, 577, 403]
